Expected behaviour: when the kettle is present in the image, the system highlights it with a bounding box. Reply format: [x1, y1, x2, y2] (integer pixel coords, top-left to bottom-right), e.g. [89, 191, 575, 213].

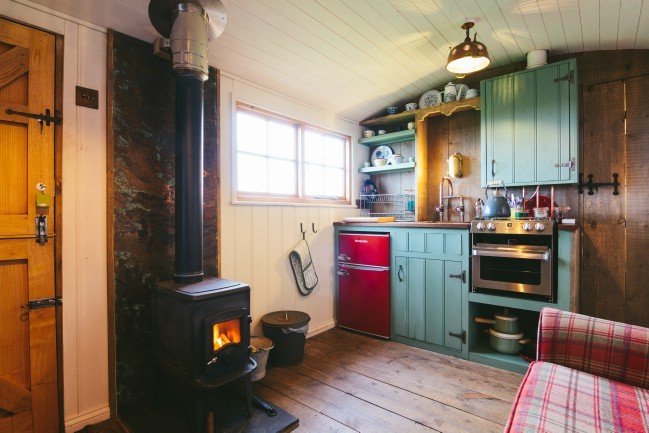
[484, 187, 511, 218]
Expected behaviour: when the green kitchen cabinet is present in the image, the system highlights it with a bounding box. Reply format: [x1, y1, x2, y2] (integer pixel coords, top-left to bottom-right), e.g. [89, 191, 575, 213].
[391, 228, 469, 358]
[481, 59, 578, 187]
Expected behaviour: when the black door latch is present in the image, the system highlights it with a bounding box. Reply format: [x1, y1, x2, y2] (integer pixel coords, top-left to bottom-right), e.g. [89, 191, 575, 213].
[22, 297, 62, 310]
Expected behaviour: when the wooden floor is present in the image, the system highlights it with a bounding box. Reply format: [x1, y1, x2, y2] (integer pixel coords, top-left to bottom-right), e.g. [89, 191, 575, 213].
[254, 328, 523, 433]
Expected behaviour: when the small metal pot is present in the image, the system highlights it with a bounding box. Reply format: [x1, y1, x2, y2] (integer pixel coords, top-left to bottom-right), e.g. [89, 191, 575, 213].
[474, 309, 519, 334]
[488, 329, 530, 355]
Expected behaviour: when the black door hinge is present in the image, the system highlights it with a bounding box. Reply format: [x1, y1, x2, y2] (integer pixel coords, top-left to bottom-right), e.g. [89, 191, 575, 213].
[449, 270, 466, 284]
[22, 297, 62, 310]
[448, 330, 466, 344]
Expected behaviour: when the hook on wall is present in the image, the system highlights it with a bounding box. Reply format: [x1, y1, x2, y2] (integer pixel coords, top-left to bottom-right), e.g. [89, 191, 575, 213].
[312, 223, 318, 234]
[300, 223, 306, 240]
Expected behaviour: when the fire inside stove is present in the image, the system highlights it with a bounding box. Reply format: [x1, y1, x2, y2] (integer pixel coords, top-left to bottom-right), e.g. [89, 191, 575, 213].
[213, 318, 241, 351]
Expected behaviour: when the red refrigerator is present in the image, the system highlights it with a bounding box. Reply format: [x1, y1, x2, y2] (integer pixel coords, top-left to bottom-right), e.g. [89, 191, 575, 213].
[337, 232, 390, 338]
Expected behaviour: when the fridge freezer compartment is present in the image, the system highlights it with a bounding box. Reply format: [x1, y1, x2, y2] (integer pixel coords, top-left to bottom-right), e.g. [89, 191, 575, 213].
[338, 232, 390, 268]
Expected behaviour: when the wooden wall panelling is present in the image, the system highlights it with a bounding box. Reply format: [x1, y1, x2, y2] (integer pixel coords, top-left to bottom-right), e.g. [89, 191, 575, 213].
[579, 81, 626, 322]
[447, 111, 482, 220]
[624, 75, 649, 327]
[425, 116, 448, 220]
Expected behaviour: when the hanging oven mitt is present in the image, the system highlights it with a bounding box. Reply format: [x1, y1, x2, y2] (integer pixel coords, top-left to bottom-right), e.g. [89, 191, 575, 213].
[289, 239, 318, 296]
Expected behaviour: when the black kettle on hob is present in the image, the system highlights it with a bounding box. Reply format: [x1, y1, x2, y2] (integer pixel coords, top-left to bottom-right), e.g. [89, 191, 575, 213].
[483, 186, 511, 218]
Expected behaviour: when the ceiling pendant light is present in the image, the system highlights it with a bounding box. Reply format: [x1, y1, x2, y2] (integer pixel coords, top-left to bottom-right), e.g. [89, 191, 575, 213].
[446, 21, 490, 77]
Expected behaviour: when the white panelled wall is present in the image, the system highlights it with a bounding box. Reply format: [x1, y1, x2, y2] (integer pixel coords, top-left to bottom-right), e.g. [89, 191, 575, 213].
[219, 73, 362, 336]
[4, 1, 110, 432]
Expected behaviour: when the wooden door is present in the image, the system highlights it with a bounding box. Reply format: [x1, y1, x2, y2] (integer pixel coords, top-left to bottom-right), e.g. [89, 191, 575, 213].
[392, 256, 408, 338]
[481, 74, 514, 186]
[0, 18, 58, 433]
[512, 70, 535, 184]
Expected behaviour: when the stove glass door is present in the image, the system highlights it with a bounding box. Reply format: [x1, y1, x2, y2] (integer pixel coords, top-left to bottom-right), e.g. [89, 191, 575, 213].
[212, 318, 241, 351]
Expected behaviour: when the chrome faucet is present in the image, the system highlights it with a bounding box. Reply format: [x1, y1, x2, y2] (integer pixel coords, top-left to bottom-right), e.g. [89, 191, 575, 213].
[436, 176, 466, 221]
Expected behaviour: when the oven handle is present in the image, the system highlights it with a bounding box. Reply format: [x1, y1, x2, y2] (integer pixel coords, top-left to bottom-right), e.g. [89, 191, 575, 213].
[472, 247, 551, 261]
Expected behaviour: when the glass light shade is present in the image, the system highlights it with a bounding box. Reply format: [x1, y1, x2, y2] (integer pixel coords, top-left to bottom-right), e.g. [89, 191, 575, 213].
[446, 54, 491, 74]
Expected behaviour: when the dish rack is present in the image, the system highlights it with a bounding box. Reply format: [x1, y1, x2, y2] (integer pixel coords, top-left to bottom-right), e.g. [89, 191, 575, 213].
[359, 193, 415, 221]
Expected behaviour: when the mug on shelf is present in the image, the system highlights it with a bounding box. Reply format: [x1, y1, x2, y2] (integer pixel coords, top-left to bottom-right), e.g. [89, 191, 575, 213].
[363, 130, 375, 138]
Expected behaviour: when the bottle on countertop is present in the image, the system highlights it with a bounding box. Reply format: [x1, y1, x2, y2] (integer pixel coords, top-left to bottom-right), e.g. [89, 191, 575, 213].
[474, 198, 484, 219]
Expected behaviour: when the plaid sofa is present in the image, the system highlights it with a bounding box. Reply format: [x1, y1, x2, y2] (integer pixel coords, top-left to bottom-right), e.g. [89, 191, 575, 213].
[505, 308, 649, 433]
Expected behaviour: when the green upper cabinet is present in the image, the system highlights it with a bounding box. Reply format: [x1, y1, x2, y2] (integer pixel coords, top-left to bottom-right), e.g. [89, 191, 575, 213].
[481, 59, 578, 187]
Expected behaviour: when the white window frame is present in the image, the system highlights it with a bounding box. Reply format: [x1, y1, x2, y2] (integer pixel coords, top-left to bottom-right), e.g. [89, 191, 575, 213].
[233, 102, 351, 205]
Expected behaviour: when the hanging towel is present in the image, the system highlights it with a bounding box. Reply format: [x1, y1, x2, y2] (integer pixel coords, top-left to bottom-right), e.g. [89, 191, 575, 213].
[289, 239, 318, 296]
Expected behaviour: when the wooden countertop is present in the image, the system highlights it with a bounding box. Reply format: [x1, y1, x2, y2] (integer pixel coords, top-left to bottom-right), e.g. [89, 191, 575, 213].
[333, 221, 471, 229]
[334, 221, 579, 230]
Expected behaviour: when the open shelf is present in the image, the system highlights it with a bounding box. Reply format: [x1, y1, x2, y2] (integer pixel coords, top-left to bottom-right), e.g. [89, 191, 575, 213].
[468, 339, 531, 374]
[358, 161, 416, 174]
[358, 129, 415, 147]
[360, 97, 481, 127]
[468, 292, 557, 312]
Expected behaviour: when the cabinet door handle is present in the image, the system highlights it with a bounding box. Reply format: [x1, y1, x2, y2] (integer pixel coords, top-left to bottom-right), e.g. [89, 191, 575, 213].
[491, 159, 495, 178]
[449, 271, 466, 284]
[397, 265, 404, 282]
[448, 330, 466, 344]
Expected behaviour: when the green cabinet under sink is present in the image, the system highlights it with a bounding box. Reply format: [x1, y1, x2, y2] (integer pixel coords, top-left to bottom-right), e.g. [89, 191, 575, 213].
[391, 228, 469, 358]
[481, 59, 578, 187]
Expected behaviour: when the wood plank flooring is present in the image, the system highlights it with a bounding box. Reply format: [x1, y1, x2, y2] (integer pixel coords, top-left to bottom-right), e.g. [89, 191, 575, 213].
[255, 328, 523, 433]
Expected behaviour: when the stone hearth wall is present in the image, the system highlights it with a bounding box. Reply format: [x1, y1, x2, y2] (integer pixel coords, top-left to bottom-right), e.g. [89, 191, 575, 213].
[108, 30, 218, 413]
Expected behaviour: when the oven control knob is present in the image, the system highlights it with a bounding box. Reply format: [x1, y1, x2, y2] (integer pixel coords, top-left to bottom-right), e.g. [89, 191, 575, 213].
[534, 222, 546, 232]
[523, 222, 533, 232]
[476, 222, 486, 231]
[486, 222, 496, 231]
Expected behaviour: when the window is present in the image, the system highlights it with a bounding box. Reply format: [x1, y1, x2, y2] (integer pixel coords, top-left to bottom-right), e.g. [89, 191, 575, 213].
[235, 102, 351, 204]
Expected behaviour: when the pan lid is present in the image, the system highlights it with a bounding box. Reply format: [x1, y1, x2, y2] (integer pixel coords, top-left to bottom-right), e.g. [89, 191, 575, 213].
[494, 309, 518, 321]
[489, 328, 524, 339]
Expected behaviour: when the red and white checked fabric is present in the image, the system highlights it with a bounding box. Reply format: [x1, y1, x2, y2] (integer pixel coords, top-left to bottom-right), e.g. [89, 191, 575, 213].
[537, 308, 649, 389]
[505, 361, 649, 432]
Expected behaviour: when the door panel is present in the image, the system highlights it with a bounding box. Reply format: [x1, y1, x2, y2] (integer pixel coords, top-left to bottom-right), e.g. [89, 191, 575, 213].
[513, 70, 536, 184]
[338, 264, 390, 337]
[392, 257, 408, 337]
[444, 261, 463, 351]
[536, 64, 563, 182]
[338, 232, 390, 267]
[407, 258, 425, 341]
[424, 259, 444, 346]
[0, 18, 58, 433]
[490, 75, 514, 184]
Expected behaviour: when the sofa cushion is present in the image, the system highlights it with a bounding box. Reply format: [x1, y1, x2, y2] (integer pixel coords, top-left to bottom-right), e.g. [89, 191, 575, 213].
[505, 361, 649, 433]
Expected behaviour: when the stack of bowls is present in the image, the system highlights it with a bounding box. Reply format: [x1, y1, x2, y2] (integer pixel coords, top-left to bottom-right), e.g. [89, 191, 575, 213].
[475, 310, 530, 354]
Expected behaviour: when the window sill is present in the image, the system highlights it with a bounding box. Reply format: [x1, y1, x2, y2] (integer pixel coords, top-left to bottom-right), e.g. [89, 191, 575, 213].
[229, 199, 357, 208]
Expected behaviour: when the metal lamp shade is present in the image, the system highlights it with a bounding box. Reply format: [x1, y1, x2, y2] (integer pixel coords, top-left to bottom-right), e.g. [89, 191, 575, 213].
[446, 23, 490, 75]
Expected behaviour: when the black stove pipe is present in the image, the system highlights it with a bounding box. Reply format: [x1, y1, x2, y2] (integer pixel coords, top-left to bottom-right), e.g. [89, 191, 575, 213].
[174, 73, 204, 284]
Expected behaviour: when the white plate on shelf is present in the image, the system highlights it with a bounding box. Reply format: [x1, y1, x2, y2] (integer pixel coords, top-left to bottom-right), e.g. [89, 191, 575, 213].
[371, 145, 394, 161]
[419, 89, 442, 108]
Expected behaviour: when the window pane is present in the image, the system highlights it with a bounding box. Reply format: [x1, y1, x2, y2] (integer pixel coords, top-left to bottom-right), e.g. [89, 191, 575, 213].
[268, 120, 296, 159]
[304, 163, 324, 196]
[324, 167, 345, 198]
[237, 111, 266, 154]
[323, 135, 345, 167]
[268, 159, 297, 195]
[304, 130, 324, 163]
[237, 153, 267, 193]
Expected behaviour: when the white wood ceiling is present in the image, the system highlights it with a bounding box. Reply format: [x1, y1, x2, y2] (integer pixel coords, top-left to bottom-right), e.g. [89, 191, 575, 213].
[22, 0, 649, 122]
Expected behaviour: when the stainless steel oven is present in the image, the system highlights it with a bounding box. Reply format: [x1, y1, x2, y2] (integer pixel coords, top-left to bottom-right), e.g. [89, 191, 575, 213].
[471, 220, 556, 301]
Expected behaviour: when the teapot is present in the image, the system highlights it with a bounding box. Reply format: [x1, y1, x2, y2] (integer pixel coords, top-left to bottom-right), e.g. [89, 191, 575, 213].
[484, 187, 511, 218]
[443, 82, 457, 103]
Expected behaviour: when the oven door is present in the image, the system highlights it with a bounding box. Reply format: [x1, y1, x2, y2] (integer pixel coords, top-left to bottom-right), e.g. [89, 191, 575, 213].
[471, 243, 553, 299]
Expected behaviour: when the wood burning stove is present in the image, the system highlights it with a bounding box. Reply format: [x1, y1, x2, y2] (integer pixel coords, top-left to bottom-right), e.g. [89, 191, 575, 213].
[153, 278, 255, 389]
[152, 278, 256, 432]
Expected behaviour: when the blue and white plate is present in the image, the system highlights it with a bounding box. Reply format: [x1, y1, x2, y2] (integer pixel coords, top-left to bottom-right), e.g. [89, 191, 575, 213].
[419, 89, 442, 108]
[371, 145, 394, 161]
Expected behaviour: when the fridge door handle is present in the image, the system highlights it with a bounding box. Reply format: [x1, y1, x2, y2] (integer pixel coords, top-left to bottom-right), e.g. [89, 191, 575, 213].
[337, 268, 349, 276]
[340, 263, 389, 272]
[397, 265, 404, 282]
[337, 253, 350, 261]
